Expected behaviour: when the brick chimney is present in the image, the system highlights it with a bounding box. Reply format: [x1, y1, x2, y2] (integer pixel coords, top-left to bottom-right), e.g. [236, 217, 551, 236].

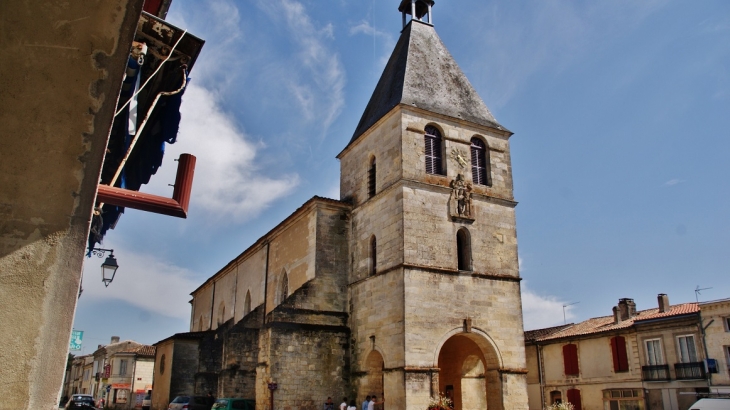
[617, 298, 636, 320]
[110, 336, 120, 344]
[658, 293, 670, 313]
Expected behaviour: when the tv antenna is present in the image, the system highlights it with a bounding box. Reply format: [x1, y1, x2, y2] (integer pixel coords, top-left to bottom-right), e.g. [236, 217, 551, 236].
[695, 286, 712, 303]
[563, 301, 580, 324]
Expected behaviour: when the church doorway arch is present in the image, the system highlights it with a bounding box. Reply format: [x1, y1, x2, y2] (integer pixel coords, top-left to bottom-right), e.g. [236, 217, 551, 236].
[363, 350, 384, 399]
[437, 332, 502, 410]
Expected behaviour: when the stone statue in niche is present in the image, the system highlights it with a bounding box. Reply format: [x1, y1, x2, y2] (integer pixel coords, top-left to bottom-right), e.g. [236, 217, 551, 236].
[449, 173, 474, 220]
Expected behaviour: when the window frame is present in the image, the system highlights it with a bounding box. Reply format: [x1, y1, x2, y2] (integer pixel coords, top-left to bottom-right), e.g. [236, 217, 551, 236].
[119, 359, 128, 376]
[470, 136, 491, 186]
[724, 317, 730, 332]
[645, 338, 665, 365]
[243, 290, 251, 316]
[424, 125, 445, 175]
[676, 334, 698, 363]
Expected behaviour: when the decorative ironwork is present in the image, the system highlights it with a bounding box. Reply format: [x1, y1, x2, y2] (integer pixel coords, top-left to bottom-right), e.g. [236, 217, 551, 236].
[642, 364, 670, 381]
[675, 362, 706, 380]
[90, 248, 114, 258]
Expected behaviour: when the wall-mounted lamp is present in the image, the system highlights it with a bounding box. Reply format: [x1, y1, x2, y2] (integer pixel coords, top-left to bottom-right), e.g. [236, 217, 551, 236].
[90, 248, 119, 287]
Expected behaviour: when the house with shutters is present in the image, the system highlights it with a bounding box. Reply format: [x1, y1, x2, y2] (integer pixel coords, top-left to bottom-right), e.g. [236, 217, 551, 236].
[525, 295, 713, 410]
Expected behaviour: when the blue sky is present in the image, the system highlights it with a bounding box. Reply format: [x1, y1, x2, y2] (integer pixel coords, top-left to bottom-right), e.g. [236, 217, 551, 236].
[71, 0, 730, 351]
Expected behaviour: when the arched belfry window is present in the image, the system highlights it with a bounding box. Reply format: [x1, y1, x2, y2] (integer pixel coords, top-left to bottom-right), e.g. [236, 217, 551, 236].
[425, 125, 444, 175]
[457, 228, 472, 271]
[368, 157, 376, 198]
[370, 236, 377, 276]
[471, 137, 491, 186]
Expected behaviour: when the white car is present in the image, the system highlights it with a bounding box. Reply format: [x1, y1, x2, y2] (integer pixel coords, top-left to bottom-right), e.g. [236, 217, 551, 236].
[689, 398, 730, 410]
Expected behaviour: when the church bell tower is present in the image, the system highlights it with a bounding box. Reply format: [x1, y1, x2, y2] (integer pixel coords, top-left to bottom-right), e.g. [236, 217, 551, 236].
[338, 1, 528, 409]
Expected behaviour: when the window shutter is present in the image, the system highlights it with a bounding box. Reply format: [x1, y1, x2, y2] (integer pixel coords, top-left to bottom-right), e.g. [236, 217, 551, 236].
[563, 344, 579, 376]
[470, 138, 488, 185]
[567, 389, 582, 410]
[611, 336, 629, 372]
[425, 126, 443, 175]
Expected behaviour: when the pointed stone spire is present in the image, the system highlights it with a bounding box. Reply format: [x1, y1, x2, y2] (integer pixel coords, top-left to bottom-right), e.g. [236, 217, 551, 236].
[348, 9, 507, 147]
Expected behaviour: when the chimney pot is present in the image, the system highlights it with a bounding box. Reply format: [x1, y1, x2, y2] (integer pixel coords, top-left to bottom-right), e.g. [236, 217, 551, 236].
[658, 293, 670, 313]
[613, 306, 621, 324]
[110, 336, 120, 344]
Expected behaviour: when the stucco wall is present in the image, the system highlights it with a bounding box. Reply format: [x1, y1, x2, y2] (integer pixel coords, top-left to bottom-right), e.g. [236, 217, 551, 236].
[0, 1, 143, 408]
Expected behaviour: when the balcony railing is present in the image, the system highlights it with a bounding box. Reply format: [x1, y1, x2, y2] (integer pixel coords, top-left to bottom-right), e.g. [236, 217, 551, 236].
[675, 362, 706, 380]
[642, 364, 671, 381]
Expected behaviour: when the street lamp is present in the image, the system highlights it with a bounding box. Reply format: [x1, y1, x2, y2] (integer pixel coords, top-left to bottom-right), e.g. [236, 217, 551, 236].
[90, 248, 119, 287]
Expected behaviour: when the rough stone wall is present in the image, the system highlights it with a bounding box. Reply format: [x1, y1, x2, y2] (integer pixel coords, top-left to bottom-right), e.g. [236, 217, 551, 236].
[219, 306, 263, 399]
[170, 340, 203, 399]
[0, 1, 143, 407]
[339, 111, 403, 208]
[265, 325, 350, 410]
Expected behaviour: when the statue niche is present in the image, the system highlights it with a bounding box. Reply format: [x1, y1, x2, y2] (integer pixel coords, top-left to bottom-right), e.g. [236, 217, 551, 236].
[449, 173, 474, 221]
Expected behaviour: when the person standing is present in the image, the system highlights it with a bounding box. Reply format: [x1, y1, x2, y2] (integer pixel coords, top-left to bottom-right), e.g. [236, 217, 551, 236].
[347, 399, 357, 410]
[324, 397, 334, 410]
[340, 397, 348, 410]
[362, 396, 370, 410]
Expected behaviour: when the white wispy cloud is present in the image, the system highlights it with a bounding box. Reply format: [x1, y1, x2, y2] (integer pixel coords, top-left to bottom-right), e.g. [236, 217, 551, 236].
[663, 179, 684, 186]
[260, 0, 346, 134]
[349, 19, 395, 69]
[81, 247, 199, 320]
[145, 83, 299, 222]
[521, 284, 575, 330]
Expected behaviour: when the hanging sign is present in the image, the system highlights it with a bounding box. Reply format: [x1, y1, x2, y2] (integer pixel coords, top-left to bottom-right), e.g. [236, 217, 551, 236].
[70, 330, 84, 351]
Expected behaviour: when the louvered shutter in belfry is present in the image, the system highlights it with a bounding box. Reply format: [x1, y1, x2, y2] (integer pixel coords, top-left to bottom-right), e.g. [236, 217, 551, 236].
[424, 126, 442, 175]
[471, 138, 487, 185]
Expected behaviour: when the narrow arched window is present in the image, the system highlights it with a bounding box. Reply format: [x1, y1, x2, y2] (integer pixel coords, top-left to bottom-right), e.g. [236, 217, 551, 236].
[471, 137, 491, 186]
[278, 272, 289, 305]
[370, 236, 377, 276]
[243, 290, 251, 316]
[425, 125, 444, 175]
[217, 302, 226, 326]
[368, 157, 376, 198]
[456, 228, 472, 271]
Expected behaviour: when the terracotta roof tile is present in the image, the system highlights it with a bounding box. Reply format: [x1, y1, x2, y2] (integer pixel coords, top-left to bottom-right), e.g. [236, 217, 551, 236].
[524, 324, 574, 342]
[535, 303, 698, 341]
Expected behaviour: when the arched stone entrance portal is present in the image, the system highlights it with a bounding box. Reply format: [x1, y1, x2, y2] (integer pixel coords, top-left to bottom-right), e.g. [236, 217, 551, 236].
[437, 333, 502, 410]
[362, 350, 384, 399]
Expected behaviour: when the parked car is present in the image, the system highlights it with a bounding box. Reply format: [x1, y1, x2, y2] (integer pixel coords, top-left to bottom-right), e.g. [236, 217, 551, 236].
[65, 394, 96, 410]
[689, 398, 730, 410]
[168, 396, 213, 410]
[142, 393, 151, 410]
[212, 398, 255, 410]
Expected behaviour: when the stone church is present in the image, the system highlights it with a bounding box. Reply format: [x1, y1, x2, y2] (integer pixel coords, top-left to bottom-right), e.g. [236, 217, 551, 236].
[152, 2, 529, 409]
